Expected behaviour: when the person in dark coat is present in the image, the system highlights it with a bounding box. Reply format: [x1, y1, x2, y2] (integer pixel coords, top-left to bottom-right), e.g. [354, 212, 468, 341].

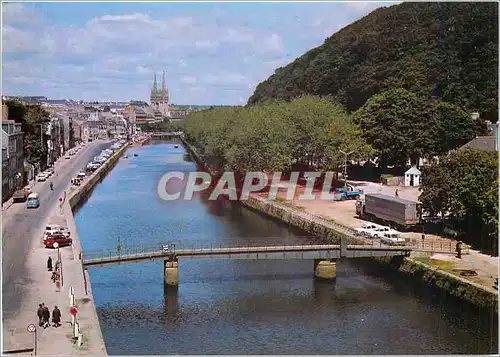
[47, 256, 53, 271]
[52, 306, 61, 327]
[43, 305, 50, 328]
[37, 304, 44, 326]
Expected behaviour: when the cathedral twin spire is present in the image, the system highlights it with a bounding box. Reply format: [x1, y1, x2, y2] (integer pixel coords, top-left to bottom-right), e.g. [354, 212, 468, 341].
[150, 70, 168, 103]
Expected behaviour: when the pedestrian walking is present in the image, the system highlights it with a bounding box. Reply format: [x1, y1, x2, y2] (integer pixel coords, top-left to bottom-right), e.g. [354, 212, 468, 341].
[421, 234, 425, 248]
[37, 304, 44, 326]
[395, 189, 399, 197]
[456, 240, 463, 259]
[47, 256, 53, 271]
[52, 306, 61, 327]
[43, 305, 50, 328]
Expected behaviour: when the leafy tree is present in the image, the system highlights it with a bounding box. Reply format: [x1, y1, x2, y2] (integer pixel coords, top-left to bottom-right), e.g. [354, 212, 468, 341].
[419, 149, 498, 253]
[353, 88, 434, 167]
[184, 95, 373, 177]
[4, 100, 26, 123]
[4, 101, 50, 166]
[248, 2, 498, 119]
[429, 100, 487, 155]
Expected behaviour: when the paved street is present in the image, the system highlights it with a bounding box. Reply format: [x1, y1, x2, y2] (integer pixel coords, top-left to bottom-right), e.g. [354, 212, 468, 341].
[2, 140, 109, 325]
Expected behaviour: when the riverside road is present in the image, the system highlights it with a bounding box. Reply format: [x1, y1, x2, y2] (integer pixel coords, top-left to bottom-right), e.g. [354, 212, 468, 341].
[75, 139, 497, 355]
[2, 140, 109, 323]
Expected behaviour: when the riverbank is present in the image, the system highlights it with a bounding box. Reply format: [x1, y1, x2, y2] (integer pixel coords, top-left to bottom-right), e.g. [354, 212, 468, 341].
[181, 138, 498, 312]
[1, 142, 110, 356]
[53, 142, 130, 355]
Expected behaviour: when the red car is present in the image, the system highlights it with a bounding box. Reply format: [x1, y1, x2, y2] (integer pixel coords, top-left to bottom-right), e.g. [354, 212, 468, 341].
[44, 234, 73, 248]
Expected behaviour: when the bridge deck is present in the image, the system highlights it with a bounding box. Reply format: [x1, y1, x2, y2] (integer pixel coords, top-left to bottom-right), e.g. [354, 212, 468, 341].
[83, 244, 412, 267]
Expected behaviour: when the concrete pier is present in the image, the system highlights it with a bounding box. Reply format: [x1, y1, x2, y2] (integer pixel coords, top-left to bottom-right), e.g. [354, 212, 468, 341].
[164, 259, 179, 286]
[314, 260, 337, 281]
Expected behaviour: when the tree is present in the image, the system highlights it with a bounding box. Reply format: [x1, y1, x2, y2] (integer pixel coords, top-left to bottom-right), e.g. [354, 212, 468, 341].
[429, 100, 487, 155]
[184, 95, 373, 178]
[248, 2, 498, 118]
[4, 100, 26, 123]
[419, 149, 498, 253]
[353, 88, 433, 168]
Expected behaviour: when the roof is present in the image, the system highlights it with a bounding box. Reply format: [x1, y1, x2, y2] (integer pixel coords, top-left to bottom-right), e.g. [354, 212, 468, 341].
[366, 193, 419, 205]
[405, 167, 421, 175]
[460, 136, 498, 151]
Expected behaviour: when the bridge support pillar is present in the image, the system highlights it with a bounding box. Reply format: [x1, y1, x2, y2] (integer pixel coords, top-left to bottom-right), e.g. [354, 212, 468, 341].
[314, 260, 336, 281]
[164, 259, 179, 287]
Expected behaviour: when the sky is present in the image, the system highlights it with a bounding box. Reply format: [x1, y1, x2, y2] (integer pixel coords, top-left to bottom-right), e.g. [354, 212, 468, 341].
[2, 1, 398, 105]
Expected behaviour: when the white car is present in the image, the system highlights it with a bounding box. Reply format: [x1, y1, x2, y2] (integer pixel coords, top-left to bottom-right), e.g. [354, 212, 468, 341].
[37, 173, 48, 182]
[367, 226, 393, 239]
[381, 232, 406, 246]
[355, 223, 381, 237]
[65, 154, 71, 159]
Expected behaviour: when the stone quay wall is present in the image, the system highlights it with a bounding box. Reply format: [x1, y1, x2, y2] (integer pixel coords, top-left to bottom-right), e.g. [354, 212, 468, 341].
[181, 138, 498, 312]
[61, 142, 130, 355]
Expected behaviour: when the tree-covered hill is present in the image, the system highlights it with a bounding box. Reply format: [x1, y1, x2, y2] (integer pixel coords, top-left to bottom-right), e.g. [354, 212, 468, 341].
[248, 2, 498, 120]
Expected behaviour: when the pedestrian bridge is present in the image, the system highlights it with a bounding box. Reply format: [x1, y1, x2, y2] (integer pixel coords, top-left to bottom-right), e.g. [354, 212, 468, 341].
[82, 238, 412, 286]
[83, 243, 411, 267]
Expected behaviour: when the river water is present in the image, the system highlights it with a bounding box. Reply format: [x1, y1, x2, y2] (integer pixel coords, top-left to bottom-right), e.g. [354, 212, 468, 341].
[74, 140, 498, 355]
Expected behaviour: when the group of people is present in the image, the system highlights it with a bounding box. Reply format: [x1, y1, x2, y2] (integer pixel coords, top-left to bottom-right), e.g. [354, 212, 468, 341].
[47, 256, 61, 290]
[37, 303, 61, 328]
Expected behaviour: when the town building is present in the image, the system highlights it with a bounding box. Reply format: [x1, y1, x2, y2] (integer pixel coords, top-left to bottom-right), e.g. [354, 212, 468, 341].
[459, 121, 499, 151]
[2, 109, 24, 202]
[150, 71, 170, 117]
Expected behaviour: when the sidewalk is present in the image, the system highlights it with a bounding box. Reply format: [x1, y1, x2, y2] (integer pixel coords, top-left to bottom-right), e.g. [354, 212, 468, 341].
[2, 143, 107, 355]
[2, 199, 107, 355]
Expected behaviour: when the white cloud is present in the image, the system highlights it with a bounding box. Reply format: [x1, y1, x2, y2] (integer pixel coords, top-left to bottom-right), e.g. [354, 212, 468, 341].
[180, 76, 197, 85]
[2, 3, 392, 103]
[194, 40, 219, 50]
[203, 73, 246, 85]
[260, 33, 284, 53]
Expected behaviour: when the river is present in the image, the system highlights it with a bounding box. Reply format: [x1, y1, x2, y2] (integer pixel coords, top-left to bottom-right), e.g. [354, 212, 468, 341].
[74, 140, 498, 355]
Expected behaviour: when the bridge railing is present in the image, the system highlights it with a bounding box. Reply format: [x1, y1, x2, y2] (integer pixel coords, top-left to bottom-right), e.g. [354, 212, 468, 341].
[82, 236, 463, 262]
[82, 238, 335, 260]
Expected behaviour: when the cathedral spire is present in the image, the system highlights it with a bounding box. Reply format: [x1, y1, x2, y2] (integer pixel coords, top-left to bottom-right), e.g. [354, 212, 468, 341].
[162, 70, 166, 92]
[153, 72, 158, 91]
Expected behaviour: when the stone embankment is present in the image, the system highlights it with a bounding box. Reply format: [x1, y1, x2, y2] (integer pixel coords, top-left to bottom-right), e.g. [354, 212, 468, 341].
[181, 139, 498, 312]
[58, 142, 129, 355]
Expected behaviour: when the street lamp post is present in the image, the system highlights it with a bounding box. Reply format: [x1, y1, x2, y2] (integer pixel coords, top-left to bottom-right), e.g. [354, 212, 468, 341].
[339, 149, 354, 190]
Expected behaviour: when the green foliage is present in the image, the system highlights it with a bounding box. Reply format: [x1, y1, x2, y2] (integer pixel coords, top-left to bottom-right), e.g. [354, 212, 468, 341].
[419, 149, 498, 252]
[184, 96, 373, 175]
[353, 88, 485, 166]
[25, 104, 50, 125]
[4, 100, 50, 166]
[248, 2, 498, 118]
[4, 100, 26, 123]
[138, 120, 185, 132]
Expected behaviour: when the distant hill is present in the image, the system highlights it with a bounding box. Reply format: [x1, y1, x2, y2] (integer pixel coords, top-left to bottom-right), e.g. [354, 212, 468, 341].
[248, 2, 498, 119]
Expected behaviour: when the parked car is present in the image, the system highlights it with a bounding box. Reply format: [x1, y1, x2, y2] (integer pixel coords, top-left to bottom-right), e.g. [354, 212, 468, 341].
[367, 226, 394, 239]
[354, 223, 381, 237]
[13, 189, 29, 202]
[36, 173, 48, 182]
[44, 234, 72, 248]
[380, 232, 406, 246]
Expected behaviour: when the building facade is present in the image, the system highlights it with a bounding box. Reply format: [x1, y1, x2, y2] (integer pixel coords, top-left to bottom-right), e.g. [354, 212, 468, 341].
[2, 117, 24, 201]
[150, 71, 170, 117]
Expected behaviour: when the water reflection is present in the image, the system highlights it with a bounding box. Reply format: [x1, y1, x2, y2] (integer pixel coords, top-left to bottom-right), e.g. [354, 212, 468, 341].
[77, 141, 498, 355]
[163, 284, 179, 317]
